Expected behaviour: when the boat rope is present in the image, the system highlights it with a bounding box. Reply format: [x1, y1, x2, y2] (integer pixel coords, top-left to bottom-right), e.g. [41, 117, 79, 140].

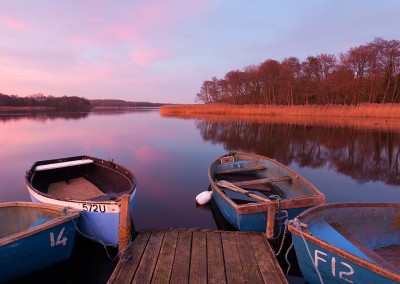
[274, 220, 288, 256]
[289, 219, 324, 284]
[285, 238, 294, 275]
[63, 207, 129, 262]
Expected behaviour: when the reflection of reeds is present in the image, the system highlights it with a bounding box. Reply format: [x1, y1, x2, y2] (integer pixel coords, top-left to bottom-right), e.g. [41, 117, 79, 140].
[160, 104, 400, 132]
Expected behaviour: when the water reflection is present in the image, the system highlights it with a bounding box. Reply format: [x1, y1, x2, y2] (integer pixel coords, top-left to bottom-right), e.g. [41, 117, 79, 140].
[0, 110, 90, 122]
[196, 120, 400, 185]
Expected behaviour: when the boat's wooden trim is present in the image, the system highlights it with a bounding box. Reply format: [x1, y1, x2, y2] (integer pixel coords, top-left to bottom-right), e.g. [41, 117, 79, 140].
[288, 203, 400, 282]
[35, 159, 94, 171]
[214, 165, 267, 175]
[232, 176, 292, 187]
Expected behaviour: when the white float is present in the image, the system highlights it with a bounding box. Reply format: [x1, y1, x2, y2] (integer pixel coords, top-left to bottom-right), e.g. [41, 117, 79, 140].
[195, 191, 212, 205]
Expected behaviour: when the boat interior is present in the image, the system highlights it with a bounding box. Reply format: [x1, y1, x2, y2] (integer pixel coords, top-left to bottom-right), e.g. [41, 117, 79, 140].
[213, 154, 316, 204]
[29, 162, 134, 201]
[305, 207, 400, 272]
[0, 206, 60, 240]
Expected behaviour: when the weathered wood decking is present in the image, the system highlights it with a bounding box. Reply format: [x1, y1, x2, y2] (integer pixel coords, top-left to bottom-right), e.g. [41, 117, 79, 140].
[108, 228, 287, 284]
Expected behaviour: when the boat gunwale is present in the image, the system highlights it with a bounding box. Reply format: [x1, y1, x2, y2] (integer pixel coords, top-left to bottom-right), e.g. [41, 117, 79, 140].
[25, 155, 137, 204]
[208, 151, 326, 215]
[288, 202, 400, 282]
[0, 202, 80, 247]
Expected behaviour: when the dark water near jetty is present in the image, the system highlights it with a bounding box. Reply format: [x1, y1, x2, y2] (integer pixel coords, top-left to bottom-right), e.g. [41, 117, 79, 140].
[1, 109, 399, 283]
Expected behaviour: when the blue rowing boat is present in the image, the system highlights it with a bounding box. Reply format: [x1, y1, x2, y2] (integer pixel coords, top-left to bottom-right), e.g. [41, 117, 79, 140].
[0, 202, 79, 283]
[25, 155, 137, 247]
[288, 203, 400, 284]
[208, 152, 325, 237]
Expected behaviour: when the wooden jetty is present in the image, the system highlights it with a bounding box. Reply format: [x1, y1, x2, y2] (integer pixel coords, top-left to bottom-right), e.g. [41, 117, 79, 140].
[108, 228, 288, 284]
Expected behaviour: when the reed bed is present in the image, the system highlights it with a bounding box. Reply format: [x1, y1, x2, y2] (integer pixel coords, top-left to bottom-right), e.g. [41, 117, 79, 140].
[160, 104, 400, 132]
[160, 104, 400, 118]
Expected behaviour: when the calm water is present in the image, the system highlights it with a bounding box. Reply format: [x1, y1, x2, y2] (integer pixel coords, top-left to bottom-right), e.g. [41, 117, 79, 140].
[1, 109, 399, 283]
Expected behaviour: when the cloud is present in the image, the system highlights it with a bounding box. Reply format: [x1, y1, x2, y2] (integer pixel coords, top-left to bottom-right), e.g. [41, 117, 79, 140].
[0, 15, 31, 31]
[129, 48, 170, 67]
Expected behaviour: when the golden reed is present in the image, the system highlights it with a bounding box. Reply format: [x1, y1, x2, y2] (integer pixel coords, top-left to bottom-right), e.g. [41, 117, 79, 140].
[160, 104, 400, 132]
[160, 104, 400, 118]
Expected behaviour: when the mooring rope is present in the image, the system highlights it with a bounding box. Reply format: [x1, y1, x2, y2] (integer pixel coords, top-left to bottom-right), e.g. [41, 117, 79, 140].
[290, 218, 324, 284]
[62, 207, 132, 262]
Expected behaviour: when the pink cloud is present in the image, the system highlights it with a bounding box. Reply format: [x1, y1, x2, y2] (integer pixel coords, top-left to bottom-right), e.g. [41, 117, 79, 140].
[129, 48, 170, 66]
[0, 16, 31, 31]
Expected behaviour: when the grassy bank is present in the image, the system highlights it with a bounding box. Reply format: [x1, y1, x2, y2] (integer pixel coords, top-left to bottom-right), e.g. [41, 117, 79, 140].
[160, 103, 400, 118]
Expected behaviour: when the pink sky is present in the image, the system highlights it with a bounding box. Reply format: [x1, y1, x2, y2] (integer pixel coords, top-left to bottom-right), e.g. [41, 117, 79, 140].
[0, 0, 399, 103]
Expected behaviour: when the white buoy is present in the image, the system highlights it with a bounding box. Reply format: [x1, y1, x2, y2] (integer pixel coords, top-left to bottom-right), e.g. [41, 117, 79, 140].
[196, 191, 212, 205]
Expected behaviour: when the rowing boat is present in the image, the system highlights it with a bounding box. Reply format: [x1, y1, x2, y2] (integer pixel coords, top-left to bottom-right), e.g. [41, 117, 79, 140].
[0, 202, 79, 282]
[208, 152, 325, 237]
[25, 155, 136, 247]
[288, 203, 400, 284]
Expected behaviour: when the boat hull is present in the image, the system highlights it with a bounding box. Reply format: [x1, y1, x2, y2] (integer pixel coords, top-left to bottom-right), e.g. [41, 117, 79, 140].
[289, 203, 400, 284]
[212, 186, 308, 231]
[0, 202, 79, 283]
[28, 183, 136, 247]
[291, 233, 398, 284]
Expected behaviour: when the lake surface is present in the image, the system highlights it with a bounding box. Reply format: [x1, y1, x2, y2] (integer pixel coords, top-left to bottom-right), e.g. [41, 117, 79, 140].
[1, 109, 399, 283]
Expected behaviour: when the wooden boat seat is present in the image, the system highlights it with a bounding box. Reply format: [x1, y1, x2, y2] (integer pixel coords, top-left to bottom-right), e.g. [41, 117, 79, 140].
[374, 244, 400, 271]
[48, 177, 105, 200]
[215, 165, 267, 175]
[232, 176, 292, 187]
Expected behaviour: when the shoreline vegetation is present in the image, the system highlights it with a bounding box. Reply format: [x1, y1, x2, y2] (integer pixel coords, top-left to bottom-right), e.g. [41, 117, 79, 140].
[160, 103, 400, 131]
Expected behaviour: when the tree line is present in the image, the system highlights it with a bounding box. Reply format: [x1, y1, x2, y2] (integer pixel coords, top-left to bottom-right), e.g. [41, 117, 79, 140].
[0, 94, 167, 111]
[0, 93, 92, 111]
[195, 38, 400, 105]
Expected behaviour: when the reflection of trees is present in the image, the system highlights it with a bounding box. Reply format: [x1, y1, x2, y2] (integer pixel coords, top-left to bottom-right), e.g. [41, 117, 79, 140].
[0, 110, 90, 122]
[0, 108, 158, 122]
[91, 108, 159, 116]
[196, 120, 400, 185]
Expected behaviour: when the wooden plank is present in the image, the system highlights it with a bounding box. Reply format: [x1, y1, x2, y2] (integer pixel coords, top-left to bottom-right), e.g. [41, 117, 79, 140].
[132, 231, 164, 284]
[109, 229, 288, 284]
[221, 232, 245, 283]
[35, 159, 94, 171]
[189, 231, 207, 284]
[232, 176, 292, 187]
[108, 231, 151, 284]
[266, 206, 276, 239]
[118, 194, 131, 253]
[236, 233, 264, 283]
[206, 232, 226, 284]
[170, 230, 193, 283]
[151, 230, 178, 284]
[214, 165, 267, 175]
[249, 233, 288, 283]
